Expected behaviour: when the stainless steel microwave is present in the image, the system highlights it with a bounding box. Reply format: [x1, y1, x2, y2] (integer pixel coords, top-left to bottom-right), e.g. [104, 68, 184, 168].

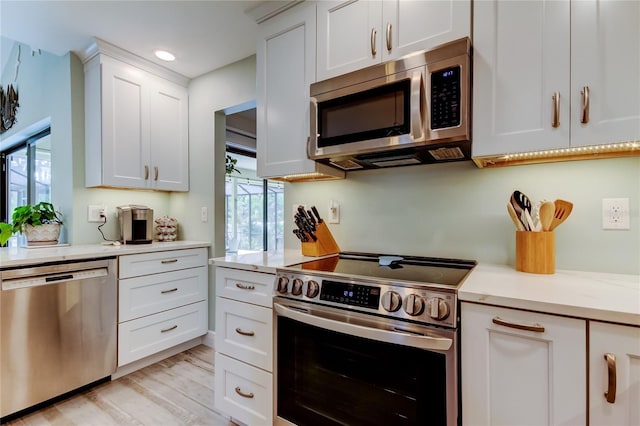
[308, 37, 471, 171]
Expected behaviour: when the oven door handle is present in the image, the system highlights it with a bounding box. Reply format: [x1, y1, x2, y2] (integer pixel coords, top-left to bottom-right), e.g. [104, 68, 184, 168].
[275, 303, 452, 351]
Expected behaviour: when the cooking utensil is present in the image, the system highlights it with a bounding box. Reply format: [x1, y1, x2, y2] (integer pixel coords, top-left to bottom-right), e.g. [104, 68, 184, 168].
[507, 203, 525, 231]
[549, 199, 573, 231]
[513, 190, 532, 213]
[539, 201, 555, 231]
[523, 209, 537, 232]
[311, 206, 323, 223]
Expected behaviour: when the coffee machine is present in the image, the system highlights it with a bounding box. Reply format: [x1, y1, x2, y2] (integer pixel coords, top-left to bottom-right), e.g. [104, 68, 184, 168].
[117, 205, 153, 244]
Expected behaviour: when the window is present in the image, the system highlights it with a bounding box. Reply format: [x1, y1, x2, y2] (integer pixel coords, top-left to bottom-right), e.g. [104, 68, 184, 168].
[1, 127, 52, 229]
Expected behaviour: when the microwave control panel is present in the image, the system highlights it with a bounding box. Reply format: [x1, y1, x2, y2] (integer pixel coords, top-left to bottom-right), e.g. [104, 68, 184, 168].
[430, 66, 461, 130]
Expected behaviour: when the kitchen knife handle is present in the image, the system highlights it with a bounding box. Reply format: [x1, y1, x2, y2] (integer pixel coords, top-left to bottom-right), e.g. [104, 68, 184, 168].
[604, 353, 617, 403]
[552, 92, 560, 128]
[492, 316, 545, 333]
[581, 86, 590, 124]
[144, 165, 150, 180]
[371, 28, 377, 56]
[386, 23, 392, 52]
[311, 206, 322, 223]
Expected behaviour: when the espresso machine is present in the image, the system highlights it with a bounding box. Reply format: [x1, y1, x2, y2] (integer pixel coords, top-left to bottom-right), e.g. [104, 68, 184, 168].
[117, 205, 153, 244]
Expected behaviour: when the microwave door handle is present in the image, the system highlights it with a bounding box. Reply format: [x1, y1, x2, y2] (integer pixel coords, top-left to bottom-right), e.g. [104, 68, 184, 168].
[308, 98, 319, 158]
[274, 303, 452, 351]
[410, 71, 425, 140]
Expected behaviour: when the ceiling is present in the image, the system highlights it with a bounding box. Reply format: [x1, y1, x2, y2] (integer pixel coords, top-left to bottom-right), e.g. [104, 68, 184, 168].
[0, 0, 268, 79]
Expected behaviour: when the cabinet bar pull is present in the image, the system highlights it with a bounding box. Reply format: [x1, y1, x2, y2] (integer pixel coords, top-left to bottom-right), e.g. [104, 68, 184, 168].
[604, 353, 617, 403]
[161, 288, 178, 294]
[161, 324, 178, 333]
[235, 283, 255, 290]
[386, 23, 392, 52]
[370, 28, 377, 56]
[161, 259, 179, 264]
[235, 327, 255, 337]
[492, 316, 545, 333]
[144, 165, 150, 180]
[154, 166, 159, 181]
[581, 86, 590, 124]
[551, 92, 560, 128]
[234, 386, 254, 399]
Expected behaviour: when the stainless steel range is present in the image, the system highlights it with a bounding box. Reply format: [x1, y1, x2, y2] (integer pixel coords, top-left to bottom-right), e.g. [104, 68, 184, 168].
[274, 252, 476, 426]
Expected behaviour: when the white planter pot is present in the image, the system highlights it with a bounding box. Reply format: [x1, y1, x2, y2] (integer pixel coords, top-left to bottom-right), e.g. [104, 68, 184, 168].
[24, 223, 61, 246]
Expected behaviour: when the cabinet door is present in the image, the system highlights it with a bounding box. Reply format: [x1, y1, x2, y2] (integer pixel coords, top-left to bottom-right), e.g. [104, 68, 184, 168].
[382, 0, 470, 61]
[100, 56, 150, 188]
[461, 302, 586, 425]
[571, 0, 640, 147]
[149, 77, 189, 191]
[316, 0, 381, 81]
[256, 2, 319, 178]
[589, 321, 640, 426]
[472, 0, 570, 157]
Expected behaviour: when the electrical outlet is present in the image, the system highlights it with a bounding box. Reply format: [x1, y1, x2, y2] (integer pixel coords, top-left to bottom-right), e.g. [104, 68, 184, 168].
[602, 198, 630, 230]
[88, 205, 106, 222]
[201, 207, 208, 223]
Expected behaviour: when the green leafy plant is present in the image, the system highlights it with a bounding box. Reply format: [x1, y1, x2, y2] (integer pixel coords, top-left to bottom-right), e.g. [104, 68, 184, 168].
[226, 154, 241, 175]
[0, 202, 63, 246]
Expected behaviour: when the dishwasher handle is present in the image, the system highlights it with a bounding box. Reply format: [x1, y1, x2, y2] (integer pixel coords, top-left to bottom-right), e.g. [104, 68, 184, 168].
[2, 268, 109, 291]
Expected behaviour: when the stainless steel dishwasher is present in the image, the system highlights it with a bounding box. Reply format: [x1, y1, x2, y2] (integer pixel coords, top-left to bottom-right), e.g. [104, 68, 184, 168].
[0, 257, 117, 418]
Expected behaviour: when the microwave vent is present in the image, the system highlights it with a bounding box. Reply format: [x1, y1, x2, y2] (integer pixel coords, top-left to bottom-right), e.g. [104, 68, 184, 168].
[428, 147, 465, 161]
[330, 159, 364, 170]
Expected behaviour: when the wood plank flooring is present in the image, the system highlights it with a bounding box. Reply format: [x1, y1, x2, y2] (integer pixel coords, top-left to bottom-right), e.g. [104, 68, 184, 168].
[3, 345, 233, 426]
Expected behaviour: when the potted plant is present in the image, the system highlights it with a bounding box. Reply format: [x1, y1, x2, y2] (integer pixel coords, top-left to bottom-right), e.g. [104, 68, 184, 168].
[0, 202, 64, 246]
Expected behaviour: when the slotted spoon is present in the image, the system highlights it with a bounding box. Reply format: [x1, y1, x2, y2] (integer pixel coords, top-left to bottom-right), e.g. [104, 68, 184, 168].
[549, 199, 573, 231]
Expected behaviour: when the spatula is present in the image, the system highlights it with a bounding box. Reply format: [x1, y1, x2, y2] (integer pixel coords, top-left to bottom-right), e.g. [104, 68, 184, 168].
[549, 199, 573, 231]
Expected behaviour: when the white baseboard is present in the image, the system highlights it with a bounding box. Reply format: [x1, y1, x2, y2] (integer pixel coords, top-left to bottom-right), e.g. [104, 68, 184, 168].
[202, 330, 215, 349]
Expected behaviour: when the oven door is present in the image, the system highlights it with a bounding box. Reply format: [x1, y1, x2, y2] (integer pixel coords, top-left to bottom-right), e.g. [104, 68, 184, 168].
[274, 298, 459, 426]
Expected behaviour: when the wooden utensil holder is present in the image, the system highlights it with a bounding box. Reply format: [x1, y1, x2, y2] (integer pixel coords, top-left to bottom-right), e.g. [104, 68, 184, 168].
[301, 222, 340, 257]
[516, 231, 555, 274]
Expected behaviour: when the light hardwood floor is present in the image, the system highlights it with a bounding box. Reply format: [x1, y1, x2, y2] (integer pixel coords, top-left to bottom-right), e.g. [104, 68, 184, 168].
[3, 345, 233, 426]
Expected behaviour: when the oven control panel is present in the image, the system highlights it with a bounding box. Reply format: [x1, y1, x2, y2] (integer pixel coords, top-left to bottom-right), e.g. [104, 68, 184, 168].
[275, 273, 457, 328]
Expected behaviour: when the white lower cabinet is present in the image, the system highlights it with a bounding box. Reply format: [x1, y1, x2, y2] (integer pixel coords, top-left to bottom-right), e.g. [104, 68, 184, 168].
[117, 248, 208, 367]
[214, 267, 275, 425]
[461, 302, 586, 425]
[589, 321, 640, 425]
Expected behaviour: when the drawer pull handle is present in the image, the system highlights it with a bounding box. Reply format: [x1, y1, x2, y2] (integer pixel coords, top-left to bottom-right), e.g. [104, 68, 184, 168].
[235, 387, 254, 399]
[370, 28, 377, 56]
[161, 259, 179, 264]
[604, 353, 617, 403]
[386, 22, 392, 52]
[235, 283, 255, 290]
[235, 328, 255, 337]
[161, 288, 178, 294]
[161, 324, 178, 333]
[492, 316, 545, 333]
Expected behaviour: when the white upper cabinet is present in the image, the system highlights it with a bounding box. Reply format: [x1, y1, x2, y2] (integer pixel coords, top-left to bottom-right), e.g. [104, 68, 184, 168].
[589, 321, 640, 426]
[256, 2, 344, 180]
[473, 0, 640, 158]
[317, 0, 471, 81]
[84, 46, 189, 191]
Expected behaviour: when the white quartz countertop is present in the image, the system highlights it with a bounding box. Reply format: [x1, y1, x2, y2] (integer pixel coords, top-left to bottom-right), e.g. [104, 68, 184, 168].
[459, 263, 640, 326]
[0, 241, 211, 268]
[209, 249, 333, 273]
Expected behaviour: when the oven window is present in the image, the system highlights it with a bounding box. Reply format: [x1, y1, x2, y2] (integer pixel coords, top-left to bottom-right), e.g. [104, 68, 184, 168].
[277, 316, 447, 426]
[317, 79, 411, 148]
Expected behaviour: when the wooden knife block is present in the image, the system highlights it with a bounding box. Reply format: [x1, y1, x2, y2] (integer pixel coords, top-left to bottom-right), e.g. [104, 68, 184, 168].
[301, 222, 340, 257]
[516, 231, 555, 274]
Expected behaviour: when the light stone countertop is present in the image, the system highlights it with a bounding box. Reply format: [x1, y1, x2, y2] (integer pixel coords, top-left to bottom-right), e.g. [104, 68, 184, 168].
[0, 240, 211, 269]
[209, 249, 331, 274]
[459, 263, 640, 326]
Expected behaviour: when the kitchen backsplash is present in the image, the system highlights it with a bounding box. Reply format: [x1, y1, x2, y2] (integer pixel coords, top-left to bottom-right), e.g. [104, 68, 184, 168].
[285, 157, 640, 275]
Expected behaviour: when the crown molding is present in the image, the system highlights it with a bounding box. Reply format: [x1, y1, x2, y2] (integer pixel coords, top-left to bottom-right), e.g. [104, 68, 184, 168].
[244, 0, 304, 24]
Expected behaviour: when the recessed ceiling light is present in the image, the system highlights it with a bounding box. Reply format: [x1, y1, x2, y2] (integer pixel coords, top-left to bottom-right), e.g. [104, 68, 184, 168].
[154, 50, 175, 61]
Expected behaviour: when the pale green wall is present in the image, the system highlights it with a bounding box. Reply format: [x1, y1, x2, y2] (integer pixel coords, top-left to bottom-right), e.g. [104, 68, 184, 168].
[286, 157, 640, 275]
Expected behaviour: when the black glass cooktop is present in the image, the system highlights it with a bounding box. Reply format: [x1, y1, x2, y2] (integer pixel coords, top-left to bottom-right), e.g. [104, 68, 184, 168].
[293, 252, 476, 287]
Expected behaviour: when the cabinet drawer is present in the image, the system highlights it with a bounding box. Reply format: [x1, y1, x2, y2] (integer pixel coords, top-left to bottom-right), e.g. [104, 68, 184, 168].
[119, 267, 207, 322]
[118, 301, 207, 366]
[119, 248, 207, 278]
[215, 267, 274, 307]
[214, 352, 273, 426]
[215, 297, 272, 371]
